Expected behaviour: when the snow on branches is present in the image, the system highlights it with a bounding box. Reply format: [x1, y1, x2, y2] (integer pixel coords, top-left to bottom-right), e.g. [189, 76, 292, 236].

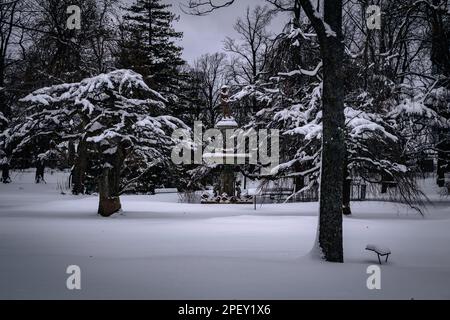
[12, 69, 187, 194]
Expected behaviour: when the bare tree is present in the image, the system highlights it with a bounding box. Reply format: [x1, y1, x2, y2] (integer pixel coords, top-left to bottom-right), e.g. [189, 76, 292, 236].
[0, 0, 19, 118]
[0, 0, 27, 183]
[224, 5, 273, 85]
[85, 0, 119, 74]
[193, 52, 228, 127]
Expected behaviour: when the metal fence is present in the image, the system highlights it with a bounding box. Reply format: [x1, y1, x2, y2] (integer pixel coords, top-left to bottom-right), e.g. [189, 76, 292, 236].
[257, 182, 367, 204]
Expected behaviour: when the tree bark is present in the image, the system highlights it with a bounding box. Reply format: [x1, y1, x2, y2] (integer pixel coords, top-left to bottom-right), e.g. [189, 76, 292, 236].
[72, 138, 88, 195]
[98, 167, 122, 217]
[428, 0, 450, 77]
[35, 160, 45, 183]
[342, 159, 352, 216]
[0, 63, 9, 119]
[68, 140, 76, 167]
[1, 163, 10, 183]
[300, 0, 345, 262]
[98, 145, 125, 217]
[437, 155, 445, 187]
[319, 43, 345, 262]
[428, 1, 449, 186]
[294, 162, 305, 194]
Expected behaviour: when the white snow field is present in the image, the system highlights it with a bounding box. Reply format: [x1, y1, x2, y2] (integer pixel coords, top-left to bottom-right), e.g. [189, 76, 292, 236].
[0, 170, 449, 300]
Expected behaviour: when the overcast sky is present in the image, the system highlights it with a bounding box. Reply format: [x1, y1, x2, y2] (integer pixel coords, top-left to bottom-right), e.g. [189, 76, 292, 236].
[164, 0, 288, 64]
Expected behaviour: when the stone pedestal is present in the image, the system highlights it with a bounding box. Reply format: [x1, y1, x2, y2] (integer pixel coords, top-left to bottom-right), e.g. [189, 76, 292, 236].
[220, 165, 235, 196]
[216, 116, 238, 197]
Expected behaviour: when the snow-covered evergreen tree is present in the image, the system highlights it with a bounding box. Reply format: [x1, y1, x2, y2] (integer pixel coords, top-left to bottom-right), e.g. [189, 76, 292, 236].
[10, 69, 187, 216]
[232, 2, 442, 215]
[119, 0, 184, 91]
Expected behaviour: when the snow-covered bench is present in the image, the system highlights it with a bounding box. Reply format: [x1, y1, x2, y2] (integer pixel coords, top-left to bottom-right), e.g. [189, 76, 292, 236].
[366, 244, 391, 264]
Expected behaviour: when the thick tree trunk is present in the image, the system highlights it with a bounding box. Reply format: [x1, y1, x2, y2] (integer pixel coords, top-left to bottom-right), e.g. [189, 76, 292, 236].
[429, 0, 450, 77]
[72, 139, 88, 195]
[428, 1, 449, 187]
[317, 0, 345, 263]
[35, 161, 45, 183]
[98, 167, 122, 217]
[98, 145, 125, 217]
[1, 163, 10, 183]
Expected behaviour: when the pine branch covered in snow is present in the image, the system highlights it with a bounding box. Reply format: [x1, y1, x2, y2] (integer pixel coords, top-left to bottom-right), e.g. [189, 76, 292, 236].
[11, 69, 188, 194]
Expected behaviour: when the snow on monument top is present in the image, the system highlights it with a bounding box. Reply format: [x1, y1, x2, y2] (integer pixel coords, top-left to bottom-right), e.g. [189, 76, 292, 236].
[216, 117, 238, 129]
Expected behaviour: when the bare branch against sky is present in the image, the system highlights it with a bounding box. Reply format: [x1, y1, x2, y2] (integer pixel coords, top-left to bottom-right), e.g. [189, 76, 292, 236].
[163, 0, 286, 63]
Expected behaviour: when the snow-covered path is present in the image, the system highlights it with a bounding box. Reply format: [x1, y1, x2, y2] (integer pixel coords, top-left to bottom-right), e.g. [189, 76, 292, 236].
[1, 171, 449, 299]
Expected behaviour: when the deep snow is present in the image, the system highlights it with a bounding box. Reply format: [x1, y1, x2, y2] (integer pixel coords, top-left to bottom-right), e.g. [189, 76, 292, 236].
[0, 170, 449, 299]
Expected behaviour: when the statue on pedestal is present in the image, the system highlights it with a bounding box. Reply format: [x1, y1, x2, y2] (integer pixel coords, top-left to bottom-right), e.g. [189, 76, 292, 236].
[221, 86, 231, 119]
[200, 85, 252, 205]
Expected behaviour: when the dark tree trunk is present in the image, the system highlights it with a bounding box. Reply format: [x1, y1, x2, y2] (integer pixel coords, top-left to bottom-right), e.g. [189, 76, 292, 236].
[68, 140, 76, 167]
[300, 0, 345, 262]
[294, 162, 305, 193]
[428, 0, 450, 77]
[98, 167, 122, 217]
[98, 145, 125, 217]
[437, 156, 445, 187]
[1, 163, 10, 183]
[35, 161, 45, 183]
[381, 173, 390, 193]
[0, 61, 10, 119]
[319, 48, 345, 261]
[0, 60, 10, 185]
[72, 139, 88, 195]
[318, 0, 345, 263]
[295, 175, 305, 192]
[427, 1, 449, 187]
[342, 159, 352, 216]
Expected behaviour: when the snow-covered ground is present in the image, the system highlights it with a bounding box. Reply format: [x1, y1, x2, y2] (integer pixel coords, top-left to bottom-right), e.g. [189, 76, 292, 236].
[0, 170, 449, 299]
